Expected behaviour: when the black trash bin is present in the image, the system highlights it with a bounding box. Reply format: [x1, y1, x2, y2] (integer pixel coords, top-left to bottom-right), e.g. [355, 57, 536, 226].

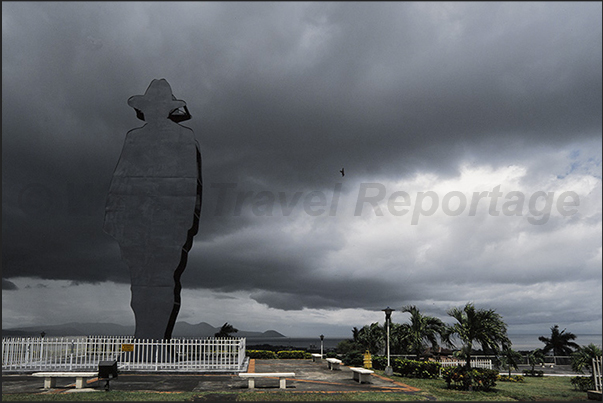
[98, 360, 118, 390]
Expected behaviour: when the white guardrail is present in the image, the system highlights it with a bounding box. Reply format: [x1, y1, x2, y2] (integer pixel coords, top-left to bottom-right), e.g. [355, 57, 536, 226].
[438, 359, 493, 369]
[2, 336, 246, 373]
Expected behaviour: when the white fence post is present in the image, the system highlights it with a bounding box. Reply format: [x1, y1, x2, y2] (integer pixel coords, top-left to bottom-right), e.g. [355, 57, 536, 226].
[437, 358, 492, 369]
[3, 336, 246, 373]
[24, 343, 30, 365]
[593, 356, 602, 392]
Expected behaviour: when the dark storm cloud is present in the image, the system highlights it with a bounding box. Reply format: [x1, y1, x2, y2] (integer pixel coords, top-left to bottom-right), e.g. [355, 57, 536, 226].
[2, 279, 18, 291]
[203, 2, 602, 177]
[2, 2, 601, 318]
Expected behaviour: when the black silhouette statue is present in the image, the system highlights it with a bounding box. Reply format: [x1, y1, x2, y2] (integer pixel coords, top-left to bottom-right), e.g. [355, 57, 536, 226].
[104, 79, 202, 340]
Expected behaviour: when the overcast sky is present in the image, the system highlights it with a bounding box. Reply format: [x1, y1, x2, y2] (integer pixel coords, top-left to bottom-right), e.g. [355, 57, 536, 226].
[2, 2, 601, 339]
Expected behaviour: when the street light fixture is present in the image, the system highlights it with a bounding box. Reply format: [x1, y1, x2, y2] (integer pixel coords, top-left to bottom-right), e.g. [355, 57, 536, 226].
[382, 307, 395, 376]
[320, 334, 324, 358]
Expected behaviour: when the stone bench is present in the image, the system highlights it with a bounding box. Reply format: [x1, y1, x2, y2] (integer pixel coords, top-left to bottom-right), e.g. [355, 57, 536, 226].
[311, 353, 322, 362]
[238, 372, 295, 389]
[349, 367, 374, 383]
[326, 357, 342, 370]
[32, 372, 98, 389]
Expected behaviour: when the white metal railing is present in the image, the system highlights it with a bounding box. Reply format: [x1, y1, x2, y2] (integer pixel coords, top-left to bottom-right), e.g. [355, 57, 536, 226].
[438, 358, 493, 369]
[594, 356, 602, 392]
[523, 355, 572, 366]
[2, 336, 246, 373]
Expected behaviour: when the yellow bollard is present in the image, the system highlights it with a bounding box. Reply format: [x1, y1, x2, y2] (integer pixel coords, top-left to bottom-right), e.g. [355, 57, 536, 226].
[363, 350, 373, 369]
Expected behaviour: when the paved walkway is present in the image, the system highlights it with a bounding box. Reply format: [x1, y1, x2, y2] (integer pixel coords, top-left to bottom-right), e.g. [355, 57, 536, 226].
[251, 359, 420, 392]
[1, 359, 423, 397]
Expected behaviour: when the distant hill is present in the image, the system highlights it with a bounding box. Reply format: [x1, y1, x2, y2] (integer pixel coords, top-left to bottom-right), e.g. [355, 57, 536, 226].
[260, 330, 286, 338]
[2, 322, 134, 337]
[172, 321, 216, 337]
[2, 321, 285, 338]
[168, 322, 284, 338]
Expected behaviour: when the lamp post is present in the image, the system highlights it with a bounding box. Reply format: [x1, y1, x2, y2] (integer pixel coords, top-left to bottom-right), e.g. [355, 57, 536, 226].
[382, 307, 395, 376]
[320, 334, 324, 358]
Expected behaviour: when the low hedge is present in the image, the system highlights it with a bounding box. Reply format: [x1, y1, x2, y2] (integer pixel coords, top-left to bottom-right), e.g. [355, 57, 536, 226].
[371, 356, 441, 379]
[246, 349, 317, 359]
[277, 350, 311, 359]
[442, 366, 499, 391]
[246, 350, 277, 359]
[497, 374, 525, 382]
[570, 376, 594, 391]
[396, 359, 441, 379]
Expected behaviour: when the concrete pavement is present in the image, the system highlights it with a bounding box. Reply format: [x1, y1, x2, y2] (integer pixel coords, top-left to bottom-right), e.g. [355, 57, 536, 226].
[2, 358, 423, 397]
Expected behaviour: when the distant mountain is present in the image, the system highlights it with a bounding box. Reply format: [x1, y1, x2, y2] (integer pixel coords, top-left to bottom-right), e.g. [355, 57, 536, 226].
[259, 330, 286, 338]
[2, 321, 285, 338]
[172, 321, 217, 337]
[238, 329, 285, 338]
[172, 322, 285, 338]
[2, 322, 134, 337]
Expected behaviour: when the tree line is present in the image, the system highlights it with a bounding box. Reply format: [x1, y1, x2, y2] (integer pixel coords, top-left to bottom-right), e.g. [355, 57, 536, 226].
[337, 302, 601, 373]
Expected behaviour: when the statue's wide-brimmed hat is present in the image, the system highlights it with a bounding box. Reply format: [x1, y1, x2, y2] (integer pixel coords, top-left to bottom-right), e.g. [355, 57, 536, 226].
[128, 79, 186, 121]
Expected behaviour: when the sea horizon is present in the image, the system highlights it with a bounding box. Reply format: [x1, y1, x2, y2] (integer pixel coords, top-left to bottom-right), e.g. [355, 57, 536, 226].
[4, 332, 600, 353]
[246, 333, 603, 352]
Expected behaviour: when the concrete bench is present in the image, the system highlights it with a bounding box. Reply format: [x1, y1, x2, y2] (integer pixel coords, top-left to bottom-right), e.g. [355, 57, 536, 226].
[311, 353, 323, 362]
[326, 357, 342, 370]
[238, 372, 295, 389]
[349, 367, 374, 383]
[32, 372, 98, 389]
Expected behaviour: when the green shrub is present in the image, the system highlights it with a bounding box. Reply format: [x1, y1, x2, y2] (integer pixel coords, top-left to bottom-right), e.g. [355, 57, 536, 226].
[246, 350, 277, 359]
[442, 366, 498, 391]
[475, 369, 499, 391]
[336, 339, 361, 354]
[497, 374, 524, 382]
[372, 355, 387, 370]
[276, 350, 310, 359]
[418, 361, 442, 380]
[570, 376, 594, 391]
[391, 358, 441, 379]
[342, 351, 364, 367]
[523, 369, 544, 377]
[325, 352, 338, 358]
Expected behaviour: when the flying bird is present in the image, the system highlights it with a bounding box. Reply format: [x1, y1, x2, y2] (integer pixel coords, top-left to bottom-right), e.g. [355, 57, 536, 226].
[340, 168, 345, 177]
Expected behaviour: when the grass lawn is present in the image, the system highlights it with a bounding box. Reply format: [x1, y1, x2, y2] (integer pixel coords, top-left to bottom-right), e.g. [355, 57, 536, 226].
[390, 373, 588, 401]
[2, 373, 590, 401]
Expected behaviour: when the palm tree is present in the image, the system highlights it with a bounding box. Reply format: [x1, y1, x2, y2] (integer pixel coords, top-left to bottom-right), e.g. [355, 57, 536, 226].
[389, 322, 409, 355]
[499, 347, 523, 376]
[445, 302, 511, 369]
[214, 322, 238, 337]
[571, 343, 603, 374]
[538, 325, 579, 356]
[397, 305, 447, 358]
[356, 322, 384, 355]
[526, 348, 545, 375]
[352, 327, 360, 342]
